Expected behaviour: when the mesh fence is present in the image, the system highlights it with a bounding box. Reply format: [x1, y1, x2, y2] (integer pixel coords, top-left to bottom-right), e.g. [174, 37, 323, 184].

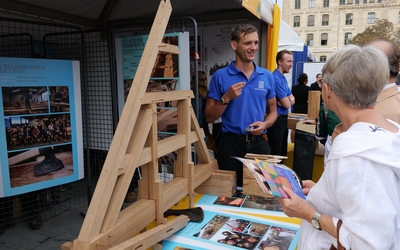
[0, 16, 200, 231]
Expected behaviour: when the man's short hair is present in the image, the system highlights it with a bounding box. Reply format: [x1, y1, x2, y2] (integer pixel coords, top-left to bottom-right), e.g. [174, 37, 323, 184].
[364, 38, 400, 78]
[231, 24, 258, 42]
[276, 49, 293, 65]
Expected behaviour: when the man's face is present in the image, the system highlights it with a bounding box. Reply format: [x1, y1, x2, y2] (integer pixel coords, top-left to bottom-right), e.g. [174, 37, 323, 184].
[316, 75, 322, 83]
[232, 32, 259, 63]
[279, 53, 293, 74]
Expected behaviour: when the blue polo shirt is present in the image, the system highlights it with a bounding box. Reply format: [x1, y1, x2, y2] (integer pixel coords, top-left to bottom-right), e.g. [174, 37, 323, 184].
[272, 69, 292, 115]
[208, 61, 275, 134]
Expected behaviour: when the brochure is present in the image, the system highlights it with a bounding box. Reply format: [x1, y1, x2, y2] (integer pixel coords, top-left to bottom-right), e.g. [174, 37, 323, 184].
[233, 157, 306, 200]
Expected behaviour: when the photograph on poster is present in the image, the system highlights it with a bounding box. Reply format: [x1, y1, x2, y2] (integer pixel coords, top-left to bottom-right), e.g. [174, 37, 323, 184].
[4, 114, 72, 151]
[48, 86, 70, 113]
[209, 191, 284, 213]
[2, 86, 49, 116]
[190, 213, 296, 250]
[258, 226, 297, 250]
[8, 144, 73, 187]
[242, 196, 283, 212]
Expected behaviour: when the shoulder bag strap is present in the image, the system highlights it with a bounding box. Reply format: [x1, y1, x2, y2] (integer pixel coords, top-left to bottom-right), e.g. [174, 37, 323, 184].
[330, 219, 345, 250]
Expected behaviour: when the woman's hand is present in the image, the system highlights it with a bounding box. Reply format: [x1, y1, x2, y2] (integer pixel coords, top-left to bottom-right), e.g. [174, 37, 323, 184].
[278, 185, 316, 220]
[302, 180, 316, 195]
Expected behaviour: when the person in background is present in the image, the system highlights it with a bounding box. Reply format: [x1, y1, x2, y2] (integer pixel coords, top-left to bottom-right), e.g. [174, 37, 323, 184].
[191, 70, 210, 140]
[205, 24, 277, 187]
[302, 103, 341, 168]
[291, 73, 310, 114]
[310, 73, 323, 105]
[267, 49, 295, 158]
[278, 44, 400, 249]
[365, 38, 400, 124]
[25, 91, 33, 112]
[310, 73, 322, 92]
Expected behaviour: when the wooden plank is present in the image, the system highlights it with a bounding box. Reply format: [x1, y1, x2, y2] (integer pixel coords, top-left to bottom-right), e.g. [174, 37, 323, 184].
[193, 159, 219, 188]
[137, 131, 201, 167]
[307, 91, 321, 120]
[158, 43, 180, 54]
[142, 90, 194, 104]
[71, 199, 157, 250]
[76, 0, 173, 241]
[162, 177, 189, 210]
[190, 107, 211, 164]
[101, 106, 153, 232]
[174, 99, 191, 177]
[108, 215, 189, 250]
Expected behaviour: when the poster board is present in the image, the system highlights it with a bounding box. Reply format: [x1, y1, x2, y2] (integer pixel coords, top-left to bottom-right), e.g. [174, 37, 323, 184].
[115, 32, 190, 117]
[162, 192, 300, 250]
[0, 57, 84, 197]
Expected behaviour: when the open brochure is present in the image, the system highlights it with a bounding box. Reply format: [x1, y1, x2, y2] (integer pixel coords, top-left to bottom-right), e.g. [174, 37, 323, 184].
[233, 157, 306, 200]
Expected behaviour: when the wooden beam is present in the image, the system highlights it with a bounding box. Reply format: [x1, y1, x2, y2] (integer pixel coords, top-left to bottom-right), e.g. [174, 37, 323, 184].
[76, 0, 173, 242]
[108, 215, 189, 250]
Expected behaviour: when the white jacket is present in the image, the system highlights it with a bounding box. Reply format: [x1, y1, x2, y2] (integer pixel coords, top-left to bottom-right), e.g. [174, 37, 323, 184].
[298, 121, 400, 250]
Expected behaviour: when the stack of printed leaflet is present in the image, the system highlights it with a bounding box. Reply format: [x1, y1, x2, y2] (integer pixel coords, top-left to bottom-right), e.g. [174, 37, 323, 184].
[234, 155, 305, 200]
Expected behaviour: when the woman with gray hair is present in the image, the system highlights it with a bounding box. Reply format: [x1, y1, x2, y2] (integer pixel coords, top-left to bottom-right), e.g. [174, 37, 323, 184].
[278, 44, 400, 249]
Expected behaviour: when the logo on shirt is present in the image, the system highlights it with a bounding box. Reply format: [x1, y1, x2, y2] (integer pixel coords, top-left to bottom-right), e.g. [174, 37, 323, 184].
[258, 81, 264, 89]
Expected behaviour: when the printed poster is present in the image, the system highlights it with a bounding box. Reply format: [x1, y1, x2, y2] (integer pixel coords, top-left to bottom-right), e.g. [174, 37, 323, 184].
[162, 192, 300, 250]
[0, 57, 84, 197]
[115, 32, 190, 116]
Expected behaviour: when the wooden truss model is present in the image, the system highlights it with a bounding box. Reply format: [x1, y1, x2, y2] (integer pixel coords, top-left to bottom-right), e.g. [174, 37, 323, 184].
[62, 0, 218, 249]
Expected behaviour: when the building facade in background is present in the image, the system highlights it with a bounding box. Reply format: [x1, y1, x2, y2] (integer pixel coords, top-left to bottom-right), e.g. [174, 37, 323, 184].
[282, 0, 400, 62]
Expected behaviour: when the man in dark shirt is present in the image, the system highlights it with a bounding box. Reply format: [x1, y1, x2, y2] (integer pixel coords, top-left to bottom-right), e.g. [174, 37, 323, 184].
[310, 73, 322, 92]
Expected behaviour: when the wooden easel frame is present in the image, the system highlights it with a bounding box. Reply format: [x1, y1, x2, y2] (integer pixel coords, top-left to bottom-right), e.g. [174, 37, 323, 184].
[62, 1, 218, 249]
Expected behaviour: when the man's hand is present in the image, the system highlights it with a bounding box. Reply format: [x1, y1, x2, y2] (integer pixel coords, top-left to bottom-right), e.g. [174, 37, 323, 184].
[223, 81, 245, 103]
[248, 122, 266, 135]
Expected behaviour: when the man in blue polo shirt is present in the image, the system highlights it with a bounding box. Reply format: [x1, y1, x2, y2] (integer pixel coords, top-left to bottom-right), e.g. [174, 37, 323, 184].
[205, 24, 277, 187]
[267, 49, 295, 158]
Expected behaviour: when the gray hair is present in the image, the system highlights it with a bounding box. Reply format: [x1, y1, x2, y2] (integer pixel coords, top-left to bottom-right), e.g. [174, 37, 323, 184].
[321, 44, 389, 108]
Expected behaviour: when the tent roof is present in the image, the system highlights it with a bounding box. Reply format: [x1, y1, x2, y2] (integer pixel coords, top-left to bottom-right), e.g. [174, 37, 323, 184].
[0, 0, 252, 28]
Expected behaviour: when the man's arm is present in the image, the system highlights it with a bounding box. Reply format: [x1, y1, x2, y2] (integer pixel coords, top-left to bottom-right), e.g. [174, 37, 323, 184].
[204, 97, 227, 123]
[278, 94, 295, 109]
[204, 82, 245, 123]
[264, 97, 278, 128]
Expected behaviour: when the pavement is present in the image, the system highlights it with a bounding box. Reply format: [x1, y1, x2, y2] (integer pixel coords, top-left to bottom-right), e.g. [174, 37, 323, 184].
[0, 206, 86, 250]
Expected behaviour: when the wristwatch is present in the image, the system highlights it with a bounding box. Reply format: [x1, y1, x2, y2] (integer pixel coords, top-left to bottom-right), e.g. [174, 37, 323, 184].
[219, 97, 228, 105]
[311, 212, 322, 230]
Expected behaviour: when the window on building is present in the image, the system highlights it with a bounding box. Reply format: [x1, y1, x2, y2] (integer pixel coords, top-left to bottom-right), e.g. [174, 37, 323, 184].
[363, 0, 367, 3]
[320, 56, 327, 62]
[377, 0, 382, 2]
[295, 0, 301, 9]
[323, 0, 329, 7]
[368, 12, 375, 24]
[398, 11, 400, 23]
[309, 0, 315, 8]
[321, 33, 328, 46]
[308, 15, 315, 26]
[355, 0, 359, 3]
[340, 0, 345, 4]
[344, 32, 352, 45]
[346, 13, 353, 25]
[322, 14, 329, 26]
[294, 16, 301, 27]
[307, 34, 314, 46]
